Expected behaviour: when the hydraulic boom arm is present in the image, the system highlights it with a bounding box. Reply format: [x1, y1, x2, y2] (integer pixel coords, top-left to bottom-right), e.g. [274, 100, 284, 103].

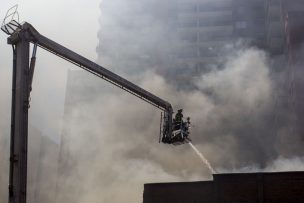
[2, 19, 191, 203]
[7, 22, 175, 139]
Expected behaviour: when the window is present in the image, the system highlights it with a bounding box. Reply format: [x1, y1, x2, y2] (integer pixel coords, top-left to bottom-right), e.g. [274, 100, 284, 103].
[180, 32, 197, 43]
[179, 3, 197, 13]
[199, 2, 232, 12]
[178, 47, 198, 58]
[236, 21, 247, 29]
[237, 6, 245, 14]
[179, 18, 197, 28]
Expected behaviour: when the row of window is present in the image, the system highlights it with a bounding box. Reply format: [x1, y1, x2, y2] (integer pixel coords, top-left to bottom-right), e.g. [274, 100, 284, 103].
[180, 31, 265, 43]
[179, 21, 265, 31]
[179, 16, 233, 27]
[178, 16, 265, 28]
[233, 0, 264, 6]
[178, 3, 265, 21]
[179, 20, 232, 28]
[180, 33, 232, 43]
[178, 2, 232, 13]
[176, 61, 221, 74]
[179, 19, 264, 25]
[177, 46, 226, 58]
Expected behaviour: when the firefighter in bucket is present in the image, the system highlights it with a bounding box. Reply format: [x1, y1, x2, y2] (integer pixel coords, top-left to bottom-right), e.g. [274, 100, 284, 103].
[172, 109, 191, 144]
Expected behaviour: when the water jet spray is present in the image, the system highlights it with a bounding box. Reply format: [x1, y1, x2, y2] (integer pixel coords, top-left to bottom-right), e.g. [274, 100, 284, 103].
[189, 142, 216, 174]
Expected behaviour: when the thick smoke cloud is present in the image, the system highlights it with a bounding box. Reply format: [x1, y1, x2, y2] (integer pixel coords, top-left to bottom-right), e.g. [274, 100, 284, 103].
[97, 0, 178, 75]
[192, 47, 274, 168]
[54, 47, 304, 202]
[219, 156, 304, 173]
[52, 1, 304, 202]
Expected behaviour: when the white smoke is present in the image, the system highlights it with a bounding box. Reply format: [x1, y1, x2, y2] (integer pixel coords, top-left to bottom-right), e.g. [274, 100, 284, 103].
[1, 1, 304, 203]
[54, 47, 277, 203]
[219, 156, 304, 173]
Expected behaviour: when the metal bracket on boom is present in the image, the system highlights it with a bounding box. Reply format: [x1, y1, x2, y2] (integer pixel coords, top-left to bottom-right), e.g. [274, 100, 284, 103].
[28, 44, 37, 96]
[1, 5, 21, 35]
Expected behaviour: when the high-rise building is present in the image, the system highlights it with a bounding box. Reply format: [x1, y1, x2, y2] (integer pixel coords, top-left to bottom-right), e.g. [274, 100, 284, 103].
[262, 0, 304, 143]
[176, 0, 267, 75]
[281, 0, 304, 144]
[177, 0, 234, 75]
[265, 0, 285, 54]
[232, 0, 266, 47]
[97, 0, 293, 80]
[55, 70, 102, 203]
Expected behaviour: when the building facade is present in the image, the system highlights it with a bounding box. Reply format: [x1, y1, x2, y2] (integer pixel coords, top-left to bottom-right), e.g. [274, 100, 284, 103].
[96, 0, 304, 78]
[283, 1, 304, 147]
[176, 0, 267, 75]
[265, 0, 285, 54]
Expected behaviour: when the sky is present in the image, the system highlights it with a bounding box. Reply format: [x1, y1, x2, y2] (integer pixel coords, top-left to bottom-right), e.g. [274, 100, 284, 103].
[0, 0, 101, 141]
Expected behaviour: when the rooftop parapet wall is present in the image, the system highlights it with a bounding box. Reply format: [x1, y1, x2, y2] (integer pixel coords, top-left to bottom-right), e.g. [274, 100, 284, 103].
[143, 172, 304, 203]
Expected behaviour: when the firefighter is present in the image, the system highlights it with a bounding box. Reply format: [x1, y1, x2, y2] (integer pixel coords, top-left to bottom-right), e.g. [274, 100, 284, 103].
[185, 117, 190, 130]
[175, 109, 183, 123]
[184, 117, 191, 137]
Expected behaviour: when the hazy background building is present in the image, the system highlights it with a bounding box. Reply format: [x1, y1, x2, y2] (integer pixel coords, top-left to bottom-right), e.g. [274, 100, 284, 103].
[265, 0, 285, 54]
[27, 127, 59, 203]
[176, 0, 304, 75]
[176, 0, 267, 78]
[96, 0, 178, 76]
[55, 70, 109, 203]
[0, 124, 59, 203]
